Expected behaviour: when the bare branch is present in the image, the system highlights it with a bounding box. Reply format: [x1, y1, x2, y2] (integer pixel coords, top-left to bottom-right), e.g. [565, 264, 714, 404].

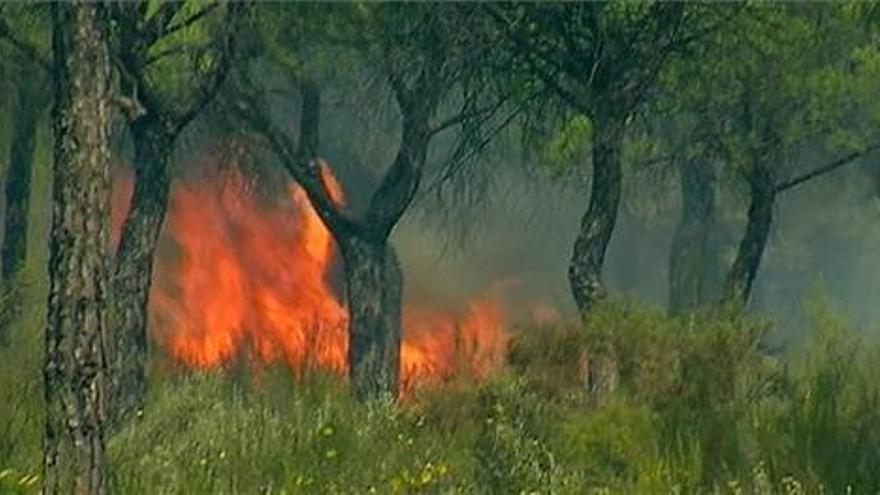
[170, 2, 243, 133]
[111, 95, 147, 121]
[429, 92, 510, 138]
[163, 2, 220, 38]
[140, 1, 185, 48]
[483, 4, 591, 115]
[230, 71, 355, 236]
[775, 143, 880, 194]
[363, 36, 444, 238]
[297, 80, 320, 158]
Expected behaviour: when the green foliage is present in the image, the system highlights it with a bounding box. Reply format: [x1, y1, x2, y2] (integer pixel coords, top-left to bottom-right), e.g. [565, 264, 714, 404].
[0, 272, 45, 495]
[472, 377, 579, 493]
[537, 115, 593, 179]
[4, 289, 880, 493]
[748, 297, 880, 493]
[655, 4, 880, 176]
[106, 370, 471, 493]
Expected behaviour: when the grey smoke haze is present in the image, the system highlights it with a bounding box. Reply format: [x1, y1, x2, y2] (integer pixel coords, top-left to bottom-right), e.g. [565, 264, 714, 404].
[147, 53, 880, 342]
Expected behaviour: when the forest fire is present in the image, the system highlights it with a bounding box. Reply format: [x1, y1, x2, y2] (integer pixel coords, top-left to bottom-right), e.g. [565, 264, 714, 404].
[111, 152, 509, 395]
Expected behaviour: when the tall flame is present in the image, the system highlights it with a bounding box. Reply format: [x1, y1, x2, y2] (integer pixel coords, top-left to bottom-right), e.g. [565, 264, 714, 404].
[112, 148, 509, 394]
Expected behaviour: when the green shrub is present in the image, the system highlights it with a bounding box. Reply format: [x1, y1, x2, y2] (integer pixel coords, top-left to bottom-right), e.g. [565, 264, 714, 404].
[472, 376, 581, 493]
[507, 321, 588, 402]
[0, 270, 45, 492]
[748, 297, 880, 493]
[109, 369, 470, 493]
[3, 291, 880, 493]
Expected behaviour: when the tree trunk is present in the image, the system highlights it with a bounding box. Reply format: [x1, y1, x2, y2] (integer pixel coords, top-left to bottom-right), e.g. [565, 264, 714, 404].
[723, 161, 776, 307]
[339, 234, 402, 400]
[668, 159, 716, 314]
[568, 118, 624, 314]
[567, 115, 624, 401]
[44, 3, 111, 493]
[107, 117, 173, 424]
[1, 58, 46, 282]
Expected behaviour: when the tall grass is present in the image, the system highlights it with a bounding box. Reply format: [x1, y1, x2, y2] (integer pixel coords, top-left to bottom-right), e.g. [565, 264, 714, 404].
[2, 294, 880, 493]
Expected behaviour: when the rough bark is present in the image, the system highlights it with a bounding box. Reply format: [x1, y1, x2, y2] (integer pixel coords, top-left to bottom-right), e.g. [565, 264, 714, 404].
[723, 161, 776, 307]
[668, 159, 716, 314]
[1, 57, 47, 282]
[103, 4, 241, 424]
[567, 114, 625, 401]
[108, 117, 173, 424]
[568, 116, 624, 314]
[341, 89, 429, 399]
[44, 3, 111, 493]
[339, 234, 402, 401]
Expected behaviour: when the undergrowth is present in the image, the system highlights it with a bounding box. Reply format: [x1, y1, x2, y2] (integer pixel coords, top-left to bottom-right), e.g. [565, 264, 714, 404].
[2, 294, 880, 493]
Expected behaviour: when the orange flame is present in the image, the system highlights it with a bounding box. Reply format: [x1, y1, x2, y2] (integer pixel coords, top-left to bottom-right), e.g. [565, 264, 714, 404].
[112, 148, 509, 394]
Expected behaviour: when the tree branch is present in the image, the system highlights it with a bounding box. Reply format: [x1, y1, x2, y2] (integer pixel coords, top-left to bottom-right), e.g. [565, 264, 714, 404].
[363, 42, 443, 239]
[363, 124, 426, 240]
[775, 142, 880, 194]
[297, 79, 320, 158]
[230, 71, 355, 236]
[428, 91, 510, 138]
[163, 2, 220, 38]
[140, 1, 185, 48]
[170, 2, 243, 133]
[483, 4, 590, 115]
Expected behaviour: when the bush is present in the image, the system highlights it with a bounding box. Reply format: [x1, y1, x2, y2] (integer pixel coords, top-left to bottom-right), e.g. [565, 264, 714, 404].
[748, 297, 880, 493]
[0, 270, 45, 494]
[108, 370, 470, 493]
[3, 293, 880, 493]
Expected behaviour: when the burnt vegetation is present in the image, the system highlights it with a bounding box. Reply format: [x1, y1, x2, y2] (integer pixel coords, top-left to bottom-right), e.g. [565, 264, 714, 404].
[2, 1, 880, 493]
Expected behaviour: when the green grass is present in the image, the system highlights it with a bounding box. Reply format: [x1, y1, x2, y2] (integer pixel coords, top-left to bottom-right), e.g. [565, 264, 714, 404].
[2, 292, 880, 493]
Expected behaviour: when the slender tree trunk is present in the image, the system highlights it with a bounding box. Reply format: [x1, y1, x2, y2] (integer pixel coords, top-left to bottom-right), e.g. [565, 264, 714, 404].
[107, 117, 173, 423]
[568, 116, 624, 314]
[567, 114, 624, 401]
[44, 3, 111, 493]
[1, 58, 46, 283]
[339, 234, 402, 400]
[668, 159, 716, 314]
[723, 161, 776, 307]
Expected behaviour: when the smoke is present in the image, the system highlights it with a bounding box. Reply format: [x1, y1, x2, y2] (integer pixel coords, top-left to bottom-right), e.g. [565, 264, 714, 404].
[149, 57, 880, 354]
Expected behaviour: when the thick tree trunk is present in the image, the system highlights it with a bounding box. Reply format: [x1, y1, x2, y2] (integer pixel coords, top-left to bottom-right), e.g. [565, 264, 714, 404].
[107, 117, 173, 424]
[723, 161, 776, 307]
[668, 159, 716, 314]
[1, 58, 46, 282]
[44, 3, 111, 493]
[339, 234, 402, 400]
[568, 118, 624, 314]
